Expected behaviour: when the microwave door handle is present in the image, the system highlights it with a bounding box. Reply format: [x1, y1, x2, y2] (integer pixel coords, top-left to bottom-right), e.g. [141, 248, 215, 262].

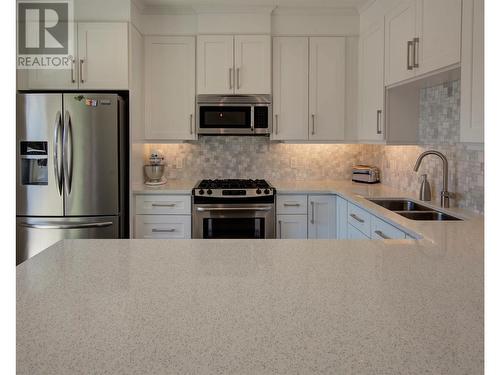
[250, 106, 254, 132]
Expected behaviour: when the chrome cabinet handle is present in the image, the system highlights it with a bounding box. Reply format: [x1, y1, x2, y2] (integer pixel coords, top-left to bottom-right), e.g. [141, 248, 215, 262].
[152, 203, 176, 207]
[413, 37, 419, 68]
[63, 111, 73, 194]
[275, 114, 279, 135]
[19, 221, 113, 230]
[79, 59, 85, 83]
[278, 220, 282, 239]
[407, 41, 413, 70]
[190, 114, 193, 135]
[374, 230, 391, 239]
[70, 58, 76, 83]
[310, 201, 315, 224]
[311, 114, 316, 135]
[350, 213, 365, 223]
[283, 203, 300, 207]
[53, 111, 63, 196]
[196, 206, 272, 212]
[152, 228, 176, 233]
[376, 109, 382, 135]
[229, 68, 233, 89]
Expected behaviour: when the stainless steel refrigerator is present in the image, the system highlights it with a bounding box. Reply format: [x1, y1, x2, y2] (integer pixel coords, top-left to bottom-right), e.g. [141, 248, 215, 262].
[16, 93, 128, 264]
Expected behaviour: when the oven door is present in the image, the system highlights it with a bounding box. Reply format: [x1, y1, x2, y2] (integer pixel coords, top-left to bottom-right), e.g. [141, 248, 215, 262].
[192, 204, 275, 239]
[197, 104, 253, 135]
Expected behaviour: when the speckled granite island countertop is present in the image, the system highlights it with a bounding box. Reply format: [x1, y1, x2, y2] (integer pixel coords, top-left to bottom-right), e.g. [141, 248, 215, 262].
[18, 180, 483, 374]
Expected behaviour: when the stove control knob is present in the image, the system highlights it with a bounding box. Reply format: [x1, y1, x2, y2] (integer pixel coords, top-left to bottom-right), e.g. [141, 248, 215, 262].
[199, 189, 205, 195]
[264, 189, 270, 195]
[256, 189, 262, 195]
[207, 189, 212, 195]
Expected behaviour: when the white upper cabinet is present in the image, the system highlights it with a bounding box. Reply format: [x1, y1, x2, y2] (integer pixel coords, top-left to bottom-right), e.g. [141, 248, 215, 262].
[416, 0, 461, 75]
[460, 0, 484, 143]
[384, 0, 461, 86]
[144, 36, 196, 141]
[309, 37, 346, 141]
[18, 22, 128, 90]
[308, 195, 336, 239]
[197, 35, 234, 95]
[197, 35, 271, 95]
[272, 37, 309, 141]
[77, 23, 128, 90]
[384, 0, 417, 86]
[358, 22, 385, 142]
[234, 35, 271, 94]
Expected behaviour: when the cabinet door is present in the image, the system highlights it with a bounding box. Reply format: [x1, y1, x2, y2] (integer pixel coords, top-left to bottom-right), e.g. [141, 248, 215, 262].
[234, 35, 271, 94]
[460, 0, 484, 142]
[347, 224, 370, 240]
[416, 0, 461, 75]
[277, 215, 308, 239]
[358, 22, 385, 141]
[308, 195, 336, 239]
[18, 23, 78, 90]
[144, 36, 195, 140]
[384, 0, 417, 85]
[77, 23, 128, 90]
[309, 37, 345, 141]
[272, 37, 309, 141]
[197, 35, 234, 95]
[336, 196, 348, 240]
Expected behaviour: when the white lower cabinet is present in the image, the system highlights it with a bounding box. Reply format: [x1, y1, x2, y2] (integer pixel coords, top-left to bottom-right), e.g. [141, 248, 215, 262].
[347, 224, 370, 240]
[135, 215, 191, 239]
[134, 194, 191, 239]
[336, 197, 348, 239]
[308, 195, 336, 239]
[371, 216, 406, 240]
[277, 215, 308, 239]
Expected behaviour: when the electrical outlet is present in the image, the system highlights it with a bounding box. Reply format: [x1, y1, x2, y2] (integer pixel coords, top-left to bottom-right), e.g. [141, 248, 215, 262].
[175, 158, 183, 169]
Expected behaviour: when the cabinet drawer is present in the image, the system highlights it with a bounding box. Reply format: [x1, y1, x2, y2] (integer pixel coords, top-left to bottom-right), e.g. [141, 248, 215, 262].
[135, 195, 191, 215]
[370, 216, 406, 240]
[347, 202, 371, 236]
[276, 195, 308, 214]
[347, 223, 370, 240]
[135, 215, 191, 239]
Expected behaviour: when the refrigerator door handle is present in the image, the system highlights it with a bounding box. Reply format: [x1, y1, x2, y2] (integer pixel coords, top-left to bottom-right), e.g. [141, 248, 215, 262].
[53, 111, 63, 195]
[18, 221, 114, 230]
[63, 111, 73, 195]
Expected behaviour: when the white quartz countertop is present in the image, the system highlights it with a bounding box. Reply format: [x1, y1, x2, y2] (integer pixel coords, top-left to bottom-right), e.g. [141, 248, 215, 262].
[18, 180, 484, 374]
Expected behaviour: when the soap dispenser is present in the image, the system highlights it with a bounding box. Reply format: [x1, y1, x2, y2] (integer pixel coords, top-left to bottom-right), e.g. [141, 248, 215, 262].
[419, 174, 431, 201]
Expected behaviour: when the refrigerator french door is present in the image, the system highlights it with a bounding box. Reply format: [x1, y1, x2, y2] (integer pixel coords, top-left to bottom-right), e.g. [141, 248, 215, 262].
[16, 93, 126, 264]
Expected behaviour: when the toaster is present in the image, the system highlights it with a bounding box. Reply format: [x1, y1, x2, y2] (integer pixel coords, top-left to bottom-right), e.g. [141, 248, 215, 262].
[352, 165, 380, 184]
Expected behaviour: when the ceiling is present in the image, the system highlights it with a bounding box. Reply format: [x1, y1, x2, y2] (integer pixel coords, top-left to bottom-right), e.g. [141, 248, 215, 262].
[137, 0, 371, 11]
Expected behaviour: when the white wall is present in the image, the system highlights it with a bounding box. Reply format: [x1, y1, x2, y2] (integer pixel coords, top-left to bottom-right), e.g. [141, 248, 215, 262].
[74, 0, 131, 22]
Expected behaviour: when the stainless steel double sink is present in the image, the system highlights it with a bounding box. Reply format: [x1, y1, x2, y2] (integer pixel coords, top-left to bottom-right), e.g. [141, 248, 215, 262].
[368, 199, 462, 221]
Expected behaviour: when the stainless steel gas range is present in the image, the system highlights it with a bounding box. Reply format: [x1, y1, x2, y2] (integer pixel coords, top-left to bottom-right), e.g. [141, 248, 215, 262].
[192, 179, 276, 239]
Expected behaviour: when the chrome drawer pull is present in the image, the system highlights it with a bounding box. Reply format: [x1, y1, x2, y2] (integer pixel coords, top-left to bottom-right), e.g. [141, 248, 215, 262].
[152, 228, 175, 233]
[283, 203, 300, 207]
[151, 203, 176, 207]
[374, 230, 390, 239]
[350, 213, 365, 223]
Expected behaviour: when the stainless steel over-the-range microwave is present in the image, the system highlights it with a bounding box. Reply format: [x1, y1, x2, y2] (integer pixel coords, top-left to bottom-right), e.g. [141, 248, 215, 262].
[196, 95, 272, 135]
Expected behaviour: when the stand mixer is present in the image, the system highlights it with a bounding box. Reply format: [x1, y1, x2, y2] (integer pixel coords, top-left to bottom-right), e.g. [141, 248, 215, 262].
[144, 150, 167, 186]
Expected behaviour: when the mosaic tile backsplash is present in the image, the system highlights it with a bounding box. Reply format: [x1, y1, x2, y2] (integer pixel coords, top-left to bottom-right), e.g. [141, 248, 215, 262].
[137, 80, 483, 213]
[373, 80, 484, 213]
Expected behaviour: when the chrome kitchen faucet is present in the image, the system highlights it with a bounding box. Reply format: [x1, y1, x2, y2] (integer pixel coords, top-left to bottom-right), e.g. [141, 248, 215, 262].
[413, 150, 450, 208]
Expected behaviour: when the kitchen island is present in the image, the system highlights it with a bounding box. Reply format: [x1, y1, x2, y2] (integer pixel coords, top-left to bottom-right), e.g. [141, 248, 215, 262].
[17, 214, 483, 374]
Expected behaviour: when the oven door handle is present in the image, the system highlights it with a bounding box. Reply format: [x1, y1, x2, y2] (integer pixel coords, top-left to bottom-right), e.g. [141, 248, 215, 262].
[196, 207, 273, 212]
